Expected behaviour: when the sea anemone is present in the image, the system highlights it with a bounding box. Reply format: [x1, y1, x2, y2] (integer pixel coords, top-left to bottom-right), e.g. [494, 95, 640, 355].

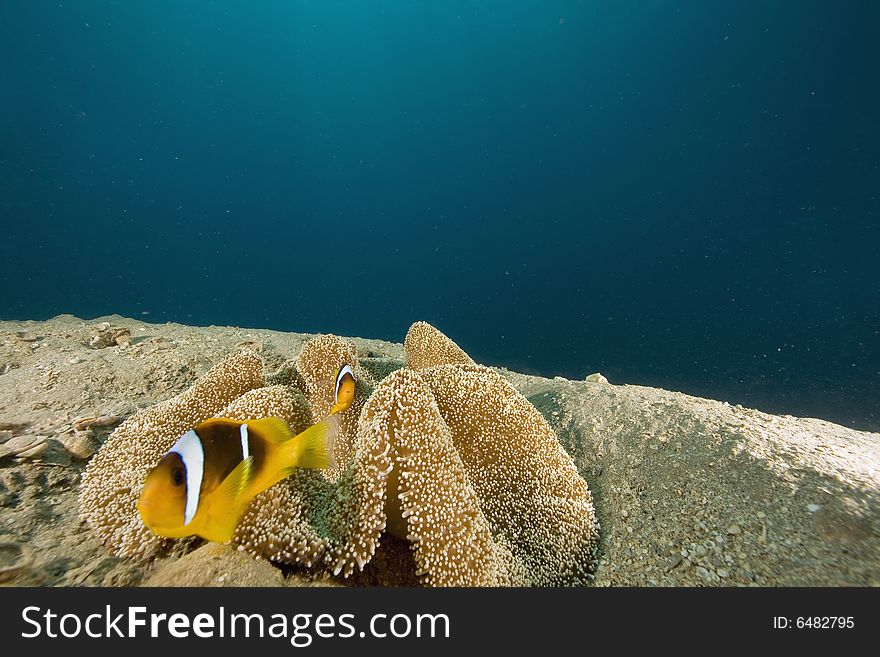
[80, 324, 600, 585]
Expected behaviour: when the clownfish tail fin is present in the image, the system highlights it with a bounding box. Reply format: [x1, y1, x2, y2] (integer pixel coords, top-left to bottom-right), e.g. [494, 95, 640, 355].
[279, 414, 338, 473]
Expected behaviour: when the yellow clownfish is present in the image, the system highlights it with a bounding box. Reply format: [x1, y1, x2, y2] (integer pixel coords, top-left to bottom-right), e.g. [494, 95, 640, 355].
[137, 416, 336, 543]
[330, 364, 356, 415]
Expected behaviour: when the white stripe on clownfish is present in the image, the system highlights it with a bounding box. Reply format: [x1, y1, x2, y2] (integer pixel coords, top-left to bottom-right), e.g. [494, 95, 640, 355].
[169, 429, 204, 526]
[240, 423, 250, 460]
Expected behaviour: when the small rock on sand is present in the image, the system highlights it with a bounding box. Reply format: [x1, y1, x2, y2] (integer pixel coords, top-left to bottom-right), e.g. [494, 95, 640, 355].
[0, 541, 34, 584]
[0, 435, 48, 460]
[143, 543, 288, 587]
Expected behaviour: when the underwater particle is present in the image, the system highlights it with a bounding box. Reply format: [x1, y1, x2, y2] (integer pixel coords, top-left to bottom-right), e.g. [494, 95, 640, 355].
[404, 321, 475, 370]
[78, 351, 265, 560]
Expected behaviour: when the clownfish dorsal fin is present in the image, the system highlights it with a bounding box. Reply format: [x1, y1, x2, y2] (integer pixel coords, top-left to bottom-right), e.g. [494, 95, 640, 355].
[247, 417, 295, 444]
[199, 455, 254, 543]
[196, 418, 236, 431]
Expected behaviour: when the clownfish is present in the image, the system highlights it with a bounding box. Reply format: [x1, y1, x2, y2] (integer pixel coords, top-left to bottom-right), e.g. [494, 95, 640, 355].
[330, 364, 356, 415]
[137, 416, 336, 543]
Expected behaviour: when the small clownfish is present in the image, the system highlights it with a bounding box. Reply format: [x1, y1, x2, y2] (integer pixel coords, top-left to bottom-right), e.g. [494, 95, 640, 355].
[137, 416, 336, 543]
[330, 364, 356, 415]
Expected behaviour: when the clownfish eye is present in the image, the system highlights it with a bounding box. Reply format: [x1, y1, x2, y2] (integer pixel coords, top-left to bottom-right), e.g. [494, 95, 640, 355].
[171, 468, 185, 486]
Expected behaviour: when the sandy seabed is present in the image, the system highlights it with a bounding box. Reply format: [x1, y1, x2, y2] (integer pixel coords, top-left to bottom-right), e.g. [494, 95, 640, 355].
[0, 314, 877, 587]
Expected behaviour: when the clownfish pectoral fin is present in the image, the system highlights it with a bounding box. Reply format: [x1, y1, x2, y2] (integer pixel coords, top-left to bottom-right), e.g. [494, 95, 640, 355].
[199, 456, 254, 543]
[247, 417, 295, 444]
[214, 454, 254, 504]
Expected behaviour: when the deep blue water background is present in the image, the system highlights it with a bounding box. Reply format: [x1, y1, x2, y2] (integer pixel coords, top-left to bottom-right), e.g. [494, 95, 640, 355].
[1, 1, 877, 430]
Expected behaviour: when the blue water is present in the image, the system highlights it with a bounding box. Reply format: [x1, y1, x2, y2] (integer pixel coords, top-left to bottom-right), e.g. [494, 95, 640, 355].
[1, 1, 877, 430]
